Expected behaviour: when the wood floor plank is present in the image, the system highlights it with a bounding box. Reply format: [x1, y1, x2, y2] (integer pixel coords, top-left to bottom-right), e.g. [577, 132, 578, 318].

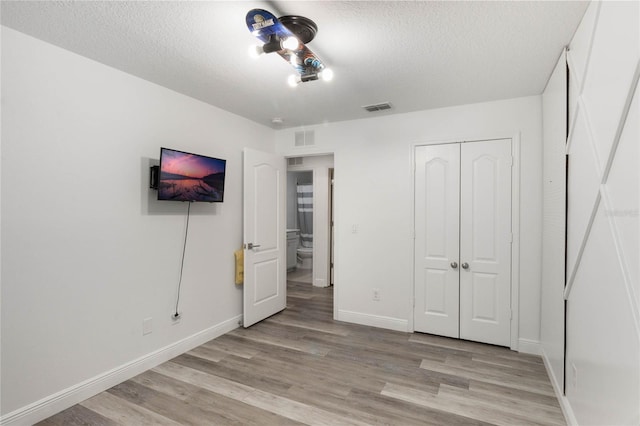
[444, 354, 552, 385]
[468, 379, 562, 409]
[186, 344, 229, 363]
[155, 361, 370, 426]
[228, 327, 333, 356]
[470, 353, 549, 374]
[199, 336, 260, 359]
[212, 349, 355, 397]
[409, 333, 543, 364]
[437, 384, 566, 426]
[382, 382, 549, 426]
[171, 352, 294, 396]
[80, 391, 182, 425]
[131, 370, 304, 425]
[107, 380, 225, 426]
[242, 342, 387, 394]
[35, 404, 118, 426]
[420, 358, 556, 397]
[265, 314, 352, 336]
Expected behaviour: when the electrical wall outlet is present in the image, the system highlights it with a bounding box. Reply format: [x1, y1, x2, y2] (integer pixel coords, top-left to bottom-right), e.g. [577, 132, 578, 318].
[142, 317, 153, 335]
[372, 288, 381, 301]
[171, 312, 182, 324]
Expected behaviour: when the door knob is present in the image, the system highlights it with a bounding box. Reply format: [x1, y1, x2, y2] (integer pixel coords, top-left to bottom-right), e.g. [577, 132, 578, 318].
[246, 243, 261, 250]
[450, 261, 458, 269]
[461, 262, 469, 269]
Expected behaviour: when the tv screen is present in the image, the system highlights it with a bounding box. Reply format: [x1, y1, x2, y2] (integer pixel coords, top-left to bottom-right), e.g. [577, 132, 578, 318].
[157, 147, 226, 202]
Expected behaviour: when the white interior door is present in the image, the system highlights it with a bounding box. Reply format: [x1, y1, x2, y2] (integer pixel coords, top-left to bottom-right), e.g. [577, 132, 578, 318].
[459, 139, 512, 347]
[414, 140, 512, 347]
[243, 148, 286, 328]
[414, 144, 461, 338]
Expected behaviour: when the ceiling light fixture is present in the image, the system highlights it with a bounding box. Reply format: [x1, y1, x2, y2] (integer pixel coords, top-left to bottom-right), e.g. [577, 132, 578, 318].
[278, 15, 318, 44]
[261, 34, 286, 54]
[320, 68, 334, 82]
[288, 74, 301, 87]
[250, 34, 300, 57]
[248, 45, 263, 59]
[301, 73, 319, 83]
[246, 9, 331, 86]
[282, 36, 300, 50]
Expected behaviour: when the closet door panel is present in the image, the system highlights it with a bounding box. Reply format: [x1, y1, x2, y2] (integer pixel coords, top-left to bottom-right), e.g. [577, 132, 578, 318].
[414, 144, 460, 338]
[459, 139, 512, 347]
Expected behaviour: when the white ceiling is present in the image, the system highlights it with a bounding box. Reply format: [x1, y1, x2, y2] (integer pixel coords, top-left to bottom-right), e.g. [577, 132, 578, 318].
[1, 1, 588, 129]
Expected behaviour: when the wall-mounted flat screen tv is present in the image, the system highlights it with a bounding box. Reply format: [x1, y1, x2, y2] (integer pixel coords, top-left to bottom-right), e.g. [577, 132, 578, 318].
[158, 147, 226, 202]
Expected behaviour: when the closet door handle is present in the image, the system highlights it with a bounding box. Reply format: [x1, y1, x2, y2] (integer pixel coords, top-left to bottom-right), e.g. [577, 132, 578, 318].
[450, 262, 458, 269]
[461, 262, 469, 270]
[246, 243, 261, 250]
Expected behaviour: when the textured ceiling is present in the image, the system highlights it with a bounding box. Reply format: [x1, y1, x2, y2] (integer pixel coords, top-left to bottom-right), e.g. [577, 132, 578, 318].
[1, 1, 588, 129]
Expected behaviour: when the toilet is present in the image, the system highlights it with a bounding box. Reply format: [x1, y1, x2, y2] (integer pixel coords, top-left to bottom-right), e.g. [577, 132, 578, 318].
[296, 246, 313, 269]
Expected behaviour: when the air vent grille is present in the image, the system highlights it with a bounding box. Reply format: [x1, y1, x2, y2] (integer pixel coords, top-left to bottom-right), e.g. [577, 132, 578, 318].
[294, 130, 316, 147]
[363, 102, 392, 112]
[288, 157, 303, 166]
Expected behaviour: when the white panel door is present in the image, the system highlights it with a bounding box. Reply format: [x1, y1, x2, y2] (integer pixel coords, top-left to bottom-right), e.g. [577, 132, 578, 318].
[459, 139, 512, 346]
[414, 144, 460, 338]
[414, 139, 512, 347]
[243, 148, 286, 328]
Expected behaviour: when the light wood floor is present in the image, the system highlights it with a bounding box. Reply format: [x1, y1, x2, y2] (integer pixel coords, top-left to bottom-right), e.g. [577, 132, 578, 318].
[38, 281, 565, 426]
[287, 267, 312, 284]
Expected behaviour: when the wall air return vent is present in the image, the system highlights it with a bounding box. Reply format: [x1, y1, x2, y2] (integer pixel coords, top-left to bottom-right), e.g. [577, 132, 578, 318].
[294, 130, 316, 147]
[363, 102, 392, 112]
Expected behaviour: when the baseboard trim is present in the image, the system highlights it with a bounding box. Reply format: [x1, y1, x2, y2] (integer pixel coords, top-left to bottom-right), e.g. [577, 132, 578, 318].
[541, 347, 578, 426]
[0, 315, 241, 426]
[337, 309, 408, 332]
[517, 338, 541, 355]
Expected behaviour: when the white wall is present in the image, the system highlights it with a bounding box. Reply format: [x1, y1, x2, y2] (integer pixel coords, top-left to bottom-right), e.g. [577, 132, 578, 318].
[562, 1, 639, 424]
[275, 96, 543, 348]
[0, 27, 275, 424]
[540, 50, 567, 398]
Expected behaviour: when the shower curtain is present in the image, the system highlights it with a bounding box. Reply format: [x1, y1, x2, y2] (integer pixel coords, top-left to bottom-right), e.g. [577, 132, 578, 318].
[296, 184, 313, 248]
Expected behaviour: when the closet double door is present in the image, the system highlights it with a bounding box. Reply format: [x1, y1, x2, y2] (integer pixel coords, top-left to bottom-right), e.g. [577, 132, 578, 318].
[414, 139, 512, 347]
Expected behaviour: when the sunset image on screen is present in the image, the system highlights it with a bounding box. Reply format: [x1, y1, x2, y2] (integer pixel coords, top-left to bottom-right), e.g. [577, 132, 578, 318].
[158, 148, 226, 202]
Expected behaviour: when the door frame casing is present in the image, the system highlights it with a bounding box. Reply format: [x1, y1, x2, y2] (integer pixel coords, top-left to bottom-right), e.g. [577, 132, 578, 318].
[410, 134, 521, 351]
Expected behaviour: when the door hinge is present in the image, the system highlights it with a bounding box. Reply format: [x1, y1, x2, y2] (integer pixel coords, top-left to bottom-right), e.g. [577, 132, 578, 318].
[510, 309, 513, 320]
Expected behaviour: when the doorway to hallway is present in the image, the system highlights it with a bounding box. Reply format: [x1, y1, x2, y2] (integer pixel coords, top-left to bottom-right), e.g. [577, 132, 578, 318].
[285, 155, 334, 290]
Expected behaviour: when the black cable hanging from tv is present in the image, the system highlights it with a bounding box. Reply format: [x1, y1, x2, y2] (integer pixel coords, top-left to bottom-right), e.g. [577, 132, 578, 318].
[173, 201, 192, 319]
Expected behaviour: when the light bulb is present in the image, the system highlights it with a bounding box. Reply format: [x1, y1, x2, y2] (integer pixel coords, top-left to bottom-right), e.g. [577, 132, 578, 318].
[288, 74, 300, 87]
[282, 36, 299, 50]
[321, 68, 334, 82]
[248, 45, 263, 59]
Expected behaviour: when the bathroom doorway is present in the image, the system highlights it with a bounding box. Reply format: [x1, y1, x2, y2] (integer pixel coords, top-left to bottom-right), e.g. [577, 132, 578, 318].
[287, 170, 314, 284]
[285, 155, 334, 288]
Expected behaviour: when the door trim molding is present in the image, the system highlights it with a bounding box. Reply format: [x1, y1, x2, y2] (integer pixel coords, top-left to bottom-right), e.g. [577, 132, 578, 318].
[410, 134, 521, 351]
[511, 133, 521, 351]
